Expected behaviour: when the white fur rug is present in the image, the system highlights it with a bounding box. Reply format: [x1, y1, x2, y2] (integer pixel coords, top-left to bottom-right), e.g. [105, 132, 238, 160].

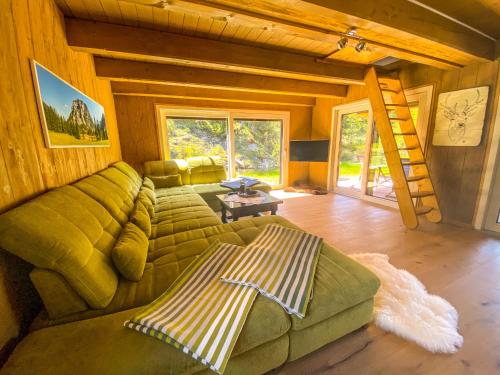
[350, 253, 463, 353]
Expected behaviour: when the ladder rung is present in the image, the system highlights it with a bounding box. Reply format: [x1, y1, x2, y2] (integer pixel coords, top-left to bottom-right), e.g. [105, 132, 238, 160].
[398, 146, 419, 151]
[402, 159, 426, 166]
[394, 132, 417, 136]
[406, 174, 429, 182]
[381, 88, 400, 94]
[411, 191, 434, 198]
[386, 104, 408, 108]
[389, 117, 409, 121]
[415, 206, 434, 215]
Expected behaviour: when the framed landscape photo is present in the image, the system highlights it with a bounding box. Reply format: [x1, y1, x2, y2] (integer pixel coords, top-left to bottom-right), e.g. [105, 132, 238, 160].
[31, 60, 110, 148]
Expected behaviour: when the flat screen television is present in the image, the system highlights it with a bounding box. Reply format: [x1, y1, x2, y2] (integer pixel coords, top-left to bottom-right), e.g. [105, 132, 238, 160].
[290, 140, 330, 162]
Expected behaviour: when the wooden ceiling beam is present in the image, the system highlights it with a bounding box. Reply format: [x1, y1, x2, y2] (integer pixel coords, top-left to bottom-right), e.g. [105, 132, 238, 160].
[170, 0, 495, 65]
[300, 0, 495, 61]
[96, 57, 348, 98]
[66, 18, 364, 84]
[111, 82, 317, 106]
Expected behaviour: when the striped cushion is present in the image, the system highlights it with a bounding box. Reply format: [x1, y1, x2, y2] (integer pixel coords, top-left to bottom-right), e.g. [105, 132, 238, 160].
[125, 241, 257, 374]
[221, 224, 322, 318]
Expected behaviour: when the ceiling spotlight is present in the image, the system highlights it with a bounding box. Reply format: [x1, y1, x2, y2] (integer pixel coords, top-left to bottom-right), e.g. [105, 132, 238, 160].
[337, 37, 348, 49]
[346, 27, 357, 36]
[355, 40, 366, 52]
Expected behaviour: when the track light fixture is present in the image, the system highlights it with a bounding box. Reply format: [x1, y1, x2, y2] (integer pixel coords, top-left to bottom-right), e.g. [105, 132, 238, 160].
[336, 27, 367, 53]
[337, 37, 348, 50]
[355, 40, 366, 52]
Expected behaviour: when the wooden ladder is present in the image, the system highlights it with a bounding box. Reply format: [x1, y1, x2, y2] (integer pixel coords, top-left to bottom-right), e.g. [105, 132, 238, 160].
[364, 67, 441, 229]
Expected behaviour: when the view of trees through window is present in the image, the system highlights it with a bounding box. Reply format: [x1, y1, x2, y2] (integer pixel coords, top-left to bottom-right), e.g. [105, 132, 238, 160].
[337, 111, 369, 191]
[234, 119, 282, 185]
[166, 116, 283, 185]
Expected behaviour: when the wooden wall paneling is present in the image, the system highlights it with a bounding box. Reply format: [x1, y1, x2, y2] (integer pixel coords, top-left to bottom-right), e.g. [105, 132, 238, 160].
[458, 61, 499, 223]
[0, 0, 45, 204]
[11, 0, 59, 190]
[1, 0, 121, 356]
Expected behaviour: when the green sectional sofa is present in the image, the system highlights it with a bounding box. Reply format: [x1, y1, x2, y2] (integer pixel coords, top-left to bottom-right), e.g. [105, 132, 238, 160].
[0, 160, 379, 375]
[143, 157, 272, 211]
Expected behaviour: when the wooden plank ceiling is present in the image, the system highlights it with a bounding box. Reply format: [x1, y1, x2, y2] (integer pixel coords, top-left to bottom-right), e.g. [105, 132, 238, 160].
[56, 0, 499, 103]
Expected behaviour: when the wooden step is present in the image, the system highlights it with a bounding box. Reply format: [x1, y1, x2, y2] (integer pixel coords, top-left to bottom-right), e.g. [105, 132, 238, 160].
[393, 132, 417, 136]
[381, 88, 400, 94]
[386, 104, 408, 108]
[406, 174, 429, 182]
[402, 159, 426, 166]
[389, 117, 409, 121]
[415, 206, 434, 215]
[411, 190, 434, 198]
[398, 146, 419, 151]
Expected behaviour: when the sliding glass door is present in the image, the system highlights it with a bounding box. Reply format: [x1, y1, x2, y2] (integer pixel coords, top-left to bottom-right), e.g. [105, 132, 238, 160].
[159, 108, 288, 188]
[335, 109, 370, 194]
[331, 86, 432, 206]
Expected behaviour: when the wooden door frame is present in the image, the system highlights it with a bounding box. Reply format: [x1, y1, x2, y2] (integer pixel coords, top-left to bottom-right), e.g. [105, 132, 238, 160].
[328, 85, 433, 208]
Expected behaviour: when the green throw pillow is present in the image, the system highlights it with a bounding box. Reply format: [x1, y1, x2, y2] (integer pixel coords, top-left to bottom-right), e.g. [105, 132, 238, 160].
[148, 174, 182, 188]
[112, 223, 148, 282]
[143, 177, 155, 191]
[130, 201, 151, 238]
[140, 186, 156, 205]
[137, 191, 154, 217]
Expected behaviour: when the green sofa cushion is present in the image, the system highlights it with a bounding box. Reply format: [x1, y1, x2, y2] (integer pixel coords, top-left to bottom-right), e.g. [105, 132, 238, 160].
[137, 191, 154, 218]
[30, 268, 89, 320]
[111, 161, 143, 190]
[148, 174, 182, 188]
[130, 202, 152, 238]
[143, 177, 155, 191]
[144, 159, 191, 185]
[290, 243, 380, 331]
[0, 186, 119, 309]
[187, 156, 227, 184]
[112, 223, 149, 282]
[74, 174, 133, 225]
[140, 186, 156, 205]
[1, 303, 289, 375]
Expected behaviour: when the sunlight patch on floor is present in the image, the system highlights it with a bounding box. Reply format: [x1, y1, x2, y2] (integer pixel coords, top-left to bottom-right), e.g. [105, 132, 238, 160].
[271, 189, 312, 200]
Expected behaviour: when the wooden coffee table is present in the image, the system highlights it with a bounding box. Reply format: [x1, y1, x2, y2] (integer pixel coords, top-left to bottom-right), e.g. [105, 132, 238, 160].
[216, 191, 283, 223]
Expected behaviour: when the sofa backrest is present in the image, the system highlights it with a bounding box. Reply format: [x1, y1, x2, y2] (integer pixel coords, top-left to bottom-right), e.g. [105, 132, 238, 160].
[187, 156, 227, 185]
[0, 161, 142, 315]
[143, 159, 190, 184]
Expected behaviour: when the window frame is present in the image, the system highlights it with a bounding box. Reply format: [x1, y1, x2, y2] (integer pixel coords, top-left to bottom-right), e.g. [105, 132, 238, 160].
[156, 105, 290, 189]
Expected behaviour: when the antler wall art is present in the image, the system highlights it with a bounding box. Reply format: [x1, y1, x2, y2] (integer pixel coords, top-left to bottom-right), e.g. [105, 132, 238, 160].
[433, 86, 489, 146]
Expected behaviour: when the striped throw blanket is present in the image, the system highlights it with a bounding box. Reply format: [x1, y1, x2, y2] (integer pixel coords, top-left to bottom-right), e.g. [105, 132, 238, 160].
[221, 224, 322, 318]
[125, 240, 258, 374]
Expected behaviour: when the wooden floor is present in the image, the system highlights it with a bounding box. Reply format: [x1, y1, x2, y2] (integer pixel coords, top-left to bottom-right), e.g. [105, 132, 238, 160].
[268, 192, 500, 375]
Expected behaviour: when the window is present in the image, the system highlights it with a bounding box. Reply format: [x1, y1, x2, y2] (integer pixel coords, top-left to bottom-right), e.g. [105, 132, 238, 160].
[167, 117, 229, 169]
[158, 108, 289, 188]
[234, 119, 283, 185]
[331, 85, 433, 207]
